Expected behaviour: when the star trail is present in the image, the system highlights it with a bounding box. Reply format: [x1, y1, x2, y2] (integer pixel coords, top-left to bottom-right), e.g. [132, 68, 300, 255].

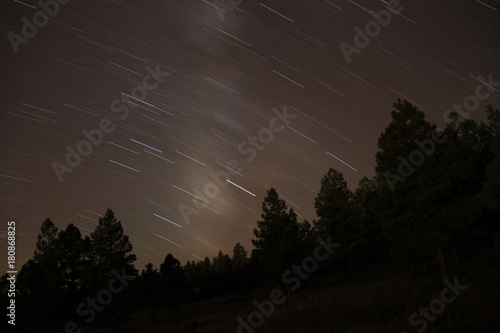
[1, 0, 499, 271]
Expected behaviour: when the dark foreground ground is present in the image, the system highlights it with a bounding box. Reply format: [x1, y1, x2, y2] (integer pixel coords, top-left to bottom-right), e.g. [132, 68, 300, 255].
[86, 255, 500, 333]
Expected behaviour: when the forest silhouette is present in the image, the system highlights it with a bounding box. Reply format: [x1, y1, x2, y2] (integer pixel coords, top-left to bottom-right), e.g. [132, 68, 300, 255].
[2, 100, 499, 332]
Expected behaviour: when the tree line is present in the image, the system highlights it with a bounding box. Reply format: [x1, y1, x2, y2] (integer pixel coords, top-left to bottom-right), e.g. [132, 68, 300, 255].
[1, 100, 499, 332]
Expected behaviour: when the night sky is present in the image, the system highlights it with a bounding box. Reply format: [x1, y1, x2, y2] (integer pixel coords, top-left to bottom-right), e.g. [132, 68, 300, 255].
[1, 0, 499, 270]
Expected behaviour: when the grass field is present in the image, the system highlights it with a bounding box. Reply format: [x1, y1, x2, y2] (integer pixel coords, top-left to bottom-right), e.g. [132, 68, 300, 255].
[85, 255, 500, 333]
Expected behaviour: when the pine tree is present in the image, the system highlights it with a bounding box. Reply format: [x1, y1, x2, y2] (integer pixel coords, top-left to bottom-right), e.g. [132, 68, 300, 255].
[138, 263, 162, 321]
[252, 188, 307, 286]
[231, 242, 250, 290]
[232, 242, 248, 271]
[212, 250, 232, 294]
[31, 218, 63, 292]
[313, 169, 357, 277]
[86, 209, 137, 288]
[56, 223, 90, 291]
[373, 101, 497, 280]
[160, 253, 185, 293]
[352, 177, 389, 267]
[33, 218, 58, 261]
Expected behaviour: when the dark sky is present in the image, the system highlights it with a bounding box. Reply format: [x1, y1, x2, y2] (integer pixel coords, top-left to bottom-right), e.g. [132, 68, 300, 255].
[1, 0, 499, 270]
